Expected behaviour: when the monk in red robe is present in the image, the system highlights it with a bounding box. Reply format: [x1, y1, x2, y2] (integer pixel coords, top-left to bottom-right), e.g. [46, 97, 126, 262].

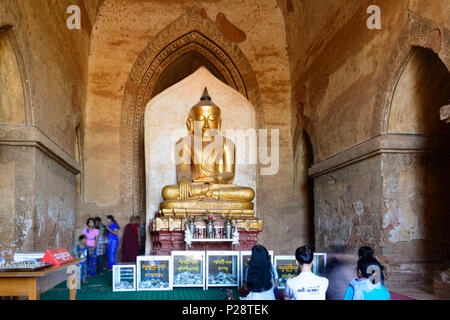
[121, 216, 140, 262]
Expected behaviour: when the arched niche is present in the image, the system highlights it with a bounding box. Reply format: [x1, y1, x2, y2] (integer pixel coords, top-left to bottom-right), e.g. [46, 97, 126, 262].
[388, 46, 450, 134]
[120, 7, 263, 218]
[384, 45, 450, 284]
[0, 26, 31, 125]
[144, 67, 257, 252]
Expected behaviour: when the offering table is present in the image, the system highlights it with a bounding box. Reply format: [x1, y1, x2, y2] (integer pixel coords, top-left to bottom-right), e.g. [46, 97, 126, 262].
[0, 258, 84, 300]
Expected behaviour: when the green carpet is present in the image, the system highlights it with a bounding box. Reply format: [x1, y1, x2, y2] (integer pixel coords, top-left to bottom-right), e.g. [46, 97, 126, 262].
[40, 271, 240, 300]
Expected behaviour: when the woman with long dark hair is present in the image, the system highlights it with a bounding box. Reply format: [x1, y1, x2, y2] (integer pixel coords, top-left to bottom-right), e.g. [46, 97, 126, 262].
[241, 244, 278, 300]
[105, 215, 120, 270]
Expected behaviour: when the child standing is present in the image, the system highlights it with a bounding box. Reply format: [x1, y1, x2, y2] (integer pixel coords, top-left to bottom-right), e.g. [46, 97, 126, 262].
[95, 217, 107, 275]
[73, 235, 88, 283]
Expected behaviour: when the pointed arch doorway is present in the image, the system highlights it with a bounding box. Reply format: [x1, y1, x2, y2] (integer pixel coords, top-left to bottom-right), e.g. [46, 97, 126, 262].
[119, 7, 263, 232]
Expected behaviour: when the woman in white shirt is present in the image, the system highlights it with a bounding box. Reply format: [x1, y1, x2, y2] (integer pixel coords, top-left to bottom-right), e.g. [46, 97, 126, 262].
[241, 245, 278, 300]
[285, 245, 329, 300]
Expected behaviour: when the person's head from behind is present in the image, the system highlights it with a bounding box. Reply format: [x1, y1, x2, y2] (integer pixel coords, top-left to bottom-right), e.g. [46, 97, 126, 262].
[247, 244, 273, 292]
[79, 234, 86, 246]
[358, 246, 374, 259]
[295, 245, 314, 269]
[86, 217, 95, 229]
[357, 257, 384, 284]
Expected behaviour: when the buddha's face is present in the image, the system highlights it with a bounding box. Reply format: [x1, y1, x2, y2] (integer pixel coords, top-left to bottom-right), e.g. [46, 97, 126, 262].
[187, 106, 221, 138]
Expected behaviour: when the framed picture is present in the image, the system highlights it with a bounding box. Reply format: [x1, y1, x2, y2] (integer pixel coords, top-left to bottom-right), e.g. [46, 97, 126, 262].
[312, 253, 327, 276]
[239, 250, 274, 288]
[274, 255, 298, 290]
[112, 264, 136, 292]
[206, 251, 239, 289]
[172, 251, 205, 289]
[136, 255, 172, 291]
[274, 253, 327, 290]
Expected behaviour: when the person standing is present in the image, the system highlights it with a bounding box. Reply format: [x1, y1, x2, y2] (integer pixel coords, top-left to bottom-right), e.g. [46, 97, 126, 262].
[122, 216, 140, 263]
[83, 218, 99, 277]
[95, 217, 107, 275]
[284, 246, 329, 300]
[105, 215, 119, 270]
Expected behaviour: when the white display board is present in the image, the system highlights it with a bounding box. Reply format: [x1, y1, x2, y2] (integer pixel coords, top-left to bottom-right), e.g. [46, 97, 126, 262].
[206, 251, 239, 289]
[274, 253, 327, 290]
[239, 250, 273, 288]
[274, 255, 298, 290]
[171, 251, 206, 289]
[312, 253, 327, 276]
[136, 255, 173, 291]
[112, 264, 136, 292]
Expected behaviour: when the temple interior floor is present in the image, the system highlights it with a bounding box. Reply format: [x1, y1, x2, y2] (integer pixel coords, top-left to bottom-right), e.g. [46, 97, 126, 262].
[36, 271, 447, 300]
[389, 282, 442, 300]
[40, 271, 239, 300]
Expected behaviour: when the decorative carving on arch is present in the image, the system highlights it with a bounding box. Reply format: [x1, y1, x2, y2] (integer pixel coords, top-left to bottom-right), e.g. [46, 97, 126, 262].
[120, 7, 263, 217]
[372, 11, 450, 134]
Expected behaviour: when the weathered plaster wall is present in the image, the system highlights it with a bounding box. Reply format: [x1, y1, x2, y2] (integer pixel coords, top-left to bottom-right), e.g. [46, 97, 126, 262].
[83, 0, 308, 255]
[382, 152, 450, 285]
[314, 156, 384, 253]
[0, 0, 92, 259]
[281, 0, 449, 161]
[281, 0, 450, 283]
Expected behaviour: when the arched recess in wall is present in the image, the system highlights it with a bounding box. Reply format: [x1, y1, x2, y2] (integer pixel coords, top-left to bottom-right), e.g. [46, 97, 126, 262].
[120, 7, 264, 218]
[0, 25, 32, 125]
[377, 24, 450, 285]
[372, 12, 450, 133]
[388, 46, 450, 280]
[294, 130, 315, 247]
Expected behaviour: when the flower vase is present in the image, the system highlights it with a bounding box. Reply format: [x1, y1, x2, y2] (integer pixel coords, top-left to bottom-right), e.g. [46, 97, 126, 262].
[224, 220, 233, 239]
[206, 221, 214, 238]
[189, 220, 196, 237]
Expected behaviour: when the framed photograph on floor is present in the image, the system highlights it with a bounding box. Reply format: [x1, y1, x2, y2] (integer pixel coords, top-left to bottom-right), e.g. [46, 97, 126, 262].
[206, 251, 239, 289]
[171, 251, 205, 289]
[112, 263, 136, 292]
[274, 255, 298, 290]
[136, 255, 172, 291]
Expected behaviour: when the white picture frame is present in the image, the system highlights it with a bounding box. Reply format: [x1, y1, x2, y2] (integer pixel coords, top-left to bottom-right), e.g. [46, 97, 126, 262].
[136, 255, 173, 291]
[206, 251, 240, 289]
[274, 253, 327, 290]
[239, 250, 274, 288]
[112, 264, 136, 292]
[274, 255, 298, 290]
[171, 251, 206, 289]
[312, 253, 327, 276]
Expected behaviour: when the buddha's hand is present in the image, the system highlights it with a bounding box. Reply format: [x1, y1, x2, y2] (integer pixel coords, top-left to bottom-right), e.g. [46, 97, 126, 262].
[178, 178, 191, 200]
[194, 175, 215, 183]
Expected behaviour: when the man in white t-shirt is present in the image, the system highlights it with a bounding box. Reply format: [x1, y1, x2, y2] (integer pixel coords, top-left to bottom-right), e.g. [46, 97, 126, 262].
[285, 245, 329, 300]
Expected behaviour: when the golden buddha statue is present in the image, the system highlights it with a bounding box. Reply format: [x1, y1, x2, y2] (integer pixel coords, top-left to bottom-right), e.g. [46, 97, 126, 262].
[160, 88, 255, 212]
